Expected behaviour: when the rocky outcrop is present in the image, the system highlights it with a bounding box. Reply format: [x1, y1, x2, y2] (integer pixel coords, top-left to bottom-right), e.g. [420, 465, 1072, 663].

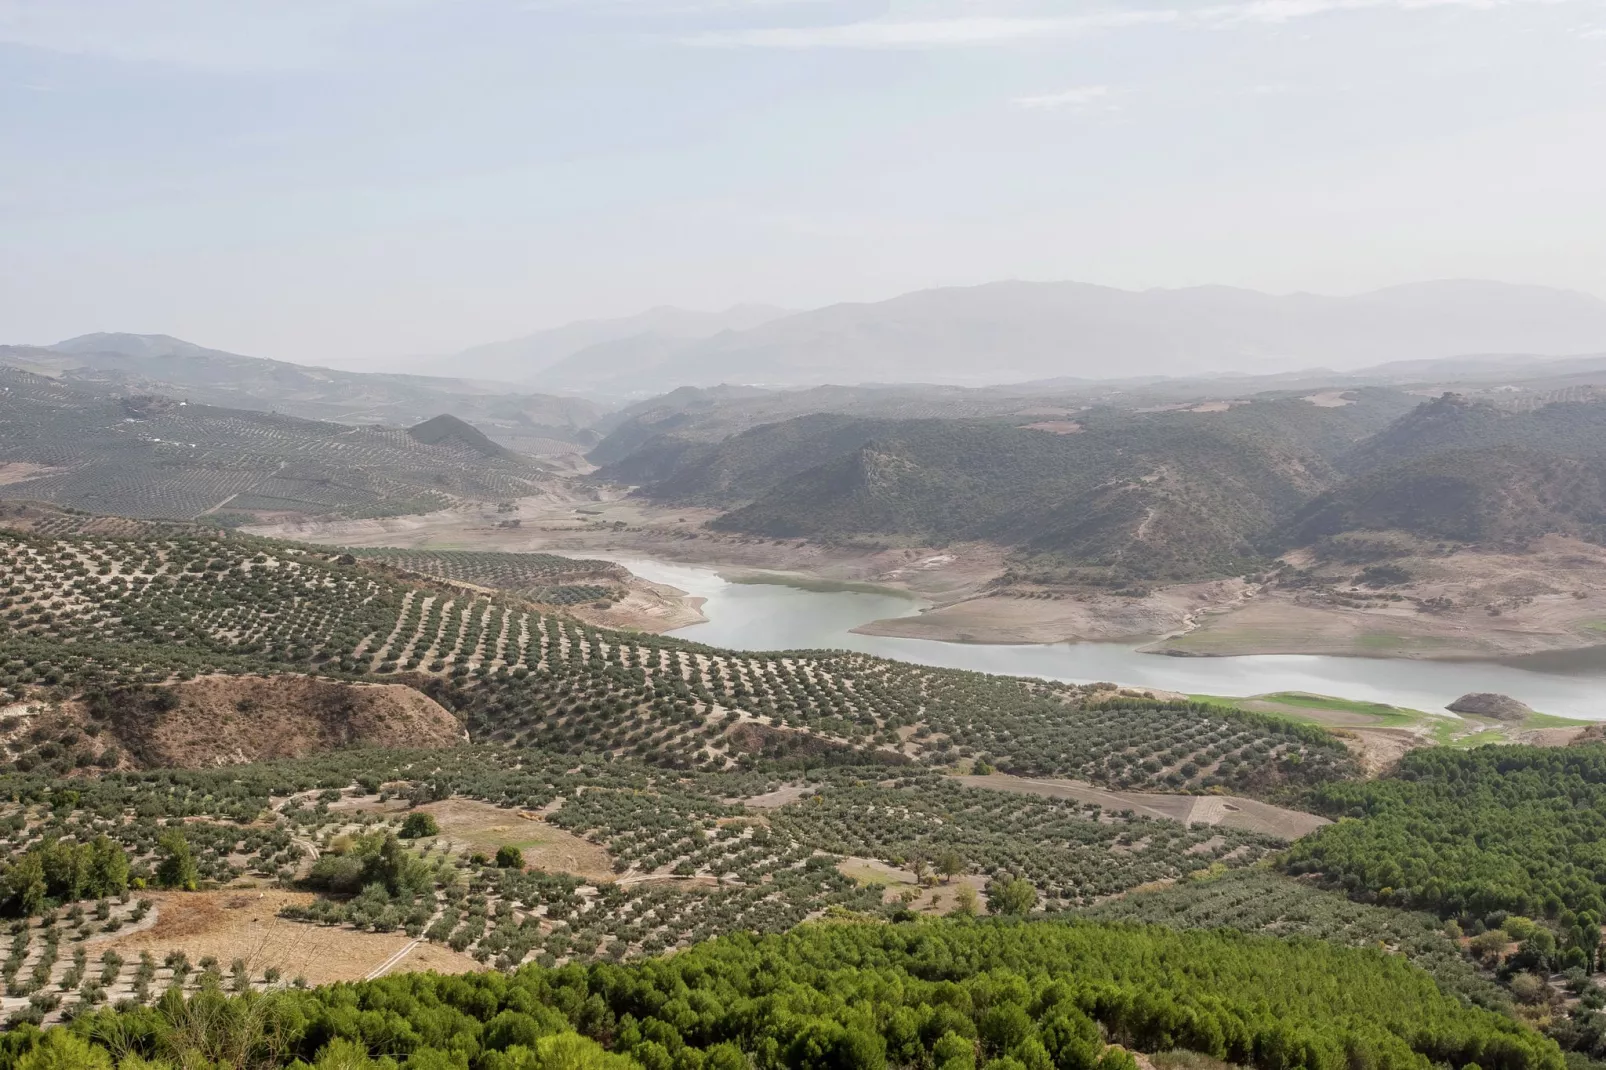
[1446, 692, 1533, 721]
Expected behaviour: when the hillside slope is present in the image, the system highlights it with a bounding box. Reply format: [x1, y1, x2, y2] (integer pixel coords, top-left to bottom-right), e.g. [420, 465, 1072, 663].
[1291, 448, 1606, 546]
[0, 367, 552, 521]
[1, 334, 603, 456]
[1343, 393, 1606, 473]
[605, 396, 1408, 582]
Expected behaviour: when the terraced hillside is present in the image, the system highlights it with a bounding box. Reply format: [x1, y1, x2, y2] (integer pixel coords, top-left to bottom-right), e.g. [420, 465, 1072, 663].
[0, 518, 1594, 1070]
[0, 521, 1351, 1025]
[0, 367, 551, 521]
[0, 747, 1287, 1021]
[345, 547, 628, 607]
[0, 526, 1350, 793]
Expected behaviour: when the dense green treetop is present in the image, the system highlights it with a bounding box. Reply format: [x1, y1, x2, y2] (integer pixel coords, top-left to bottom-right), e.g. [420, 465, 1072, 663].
[0, 919, 1560, 1070]
[1286, 745, 1606, 922]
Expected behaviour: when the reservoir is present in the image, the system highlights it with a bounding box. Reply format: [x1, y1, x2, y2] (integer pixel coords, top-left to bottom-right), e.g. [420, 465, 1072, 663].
[612, 557, 1606, 720]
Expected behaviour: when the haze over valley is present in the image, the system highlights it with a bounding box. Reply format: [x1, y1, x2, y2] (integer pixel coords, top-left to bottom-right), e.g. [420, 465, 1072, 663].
[9, 3, 1606, 1065]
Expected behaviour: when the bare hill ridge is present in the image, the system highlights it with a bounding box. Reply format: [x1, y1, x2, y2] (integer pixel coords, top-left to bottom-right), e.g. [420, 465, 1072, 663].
[86, 675, 465, 768]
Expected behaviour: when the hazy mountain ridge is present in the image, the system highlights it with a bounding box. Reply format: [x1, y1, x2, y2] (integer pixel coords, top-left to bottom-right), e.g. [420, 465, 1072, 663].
[530, 279, 1606, 395]
[445, 304, 794, 385]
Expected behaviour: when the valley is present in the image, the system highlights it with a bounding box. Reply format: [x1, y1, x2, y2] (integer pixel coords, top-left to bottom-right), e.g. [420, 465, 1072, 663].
[18, 7, 1606, 1063]
[6, 323, 1606, 1069]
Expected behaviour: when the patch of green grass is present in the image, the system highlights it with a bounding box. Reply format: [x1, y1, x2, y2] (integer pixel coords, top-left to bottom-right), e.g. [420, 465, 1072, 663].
[1427, 719, 1461, 747]
[1257, 692, 1413, 716]
[1523, 711, 1591, 728]
[1191, 691, 1452, 738]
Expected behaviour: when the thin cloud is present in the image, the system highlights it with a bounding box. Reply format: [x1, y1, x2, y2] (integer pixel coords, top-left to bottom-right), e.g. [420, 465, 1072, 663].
[683, 0, 1585, 48]
[682, 10, 1182, 48]
[1012, 85, 1113, 109]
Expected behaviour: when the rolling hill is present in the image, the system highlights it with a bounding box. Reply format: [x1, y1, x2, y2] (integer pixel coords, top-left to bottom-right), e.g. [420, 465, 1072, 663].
[1275, 393, 1606, 547]
[0, 367, 551, 522]
[1, 334, 604, 456]
[1292, 449, 1606, 547]
[601, 396, 1413, 583]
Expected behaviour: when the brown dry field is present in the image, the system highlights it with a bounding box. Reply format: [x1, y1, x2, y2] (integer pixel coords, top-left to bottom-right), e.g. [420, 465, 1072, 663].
[335, 795, 616, 880]
[738, 783, 814, 809]
[955, 773, 1329, 841]
[411, 798, 616, 881]
[96, 890, 481, 985]
[835, 857, 988, 915]
[0, 463, 58, 486]
[569, 577, 707, 633]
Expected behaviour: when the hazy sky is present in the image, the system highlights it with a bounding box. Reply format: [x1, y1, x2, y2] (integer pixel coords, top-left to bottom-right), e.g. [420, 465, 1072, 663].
[3, 0, 1604, 368]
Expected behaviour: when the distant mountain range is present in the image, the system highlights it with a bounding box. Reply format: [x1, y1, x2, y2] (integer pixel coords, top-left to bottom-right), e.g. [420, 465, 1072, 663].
[441, 305, 795, 387]
[443, 280, 1606, 398]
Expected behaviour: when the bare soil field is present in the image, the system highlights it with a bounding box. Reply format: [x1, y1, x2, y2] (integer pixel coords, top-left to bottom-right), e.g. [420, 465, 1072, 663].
[835, 857, 988, 915]
[97, 890, 481, 985]
[411, 798, 617, 881]
[0, 463, 59, 486]
[955, 774, 1329, 841]
[566, 577, 707, 633]
[737, 783, 814, 809]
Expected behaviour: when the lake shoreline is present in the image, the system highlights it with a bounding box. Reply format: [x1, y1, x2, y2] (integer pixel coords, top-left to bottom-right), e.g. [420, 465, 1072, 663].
[245, 498, 1606, 717]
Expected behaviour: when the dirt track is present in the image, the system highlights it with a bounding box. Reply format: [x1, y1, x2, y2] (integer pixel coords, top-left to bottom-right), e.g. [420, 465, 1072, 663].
[955, 774, 1329, 841]
[98, 890, 481, 986]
